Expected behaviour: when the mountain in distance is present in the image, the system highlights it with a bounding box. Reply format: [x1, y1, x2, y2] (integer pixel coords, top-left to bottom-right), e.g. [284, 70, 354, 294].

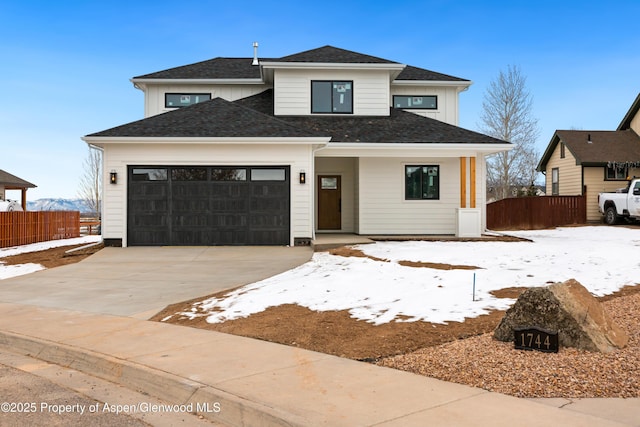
[26, 198, 94, 215]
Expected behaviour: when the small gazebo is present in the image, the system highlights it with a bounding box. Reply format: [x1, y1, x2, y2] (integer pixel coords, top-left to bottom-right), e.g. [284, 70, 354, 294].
[0, 170, 37, 210]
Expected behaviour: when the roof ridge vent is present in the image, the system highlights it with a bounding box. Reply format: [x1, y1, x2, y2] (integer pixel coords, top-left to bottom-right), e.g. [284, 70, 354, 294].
[252, 42, 259, 66]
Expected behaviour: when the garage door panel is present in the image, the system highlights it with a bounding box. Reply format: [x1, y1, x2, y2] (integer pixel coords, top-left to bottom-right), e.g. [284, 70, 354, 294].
[128, 166, 289, 246]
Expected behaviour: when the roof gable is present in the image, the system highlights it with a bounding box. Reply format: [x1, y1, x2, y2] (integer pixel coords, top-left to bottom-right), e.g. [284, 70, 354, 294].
[86, 97, 324, 139]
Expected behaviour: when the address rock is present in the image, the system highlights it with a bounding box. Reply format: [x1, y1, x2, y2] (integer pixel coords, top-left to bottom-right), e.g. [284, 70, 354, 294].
[493, 279, 628, 352]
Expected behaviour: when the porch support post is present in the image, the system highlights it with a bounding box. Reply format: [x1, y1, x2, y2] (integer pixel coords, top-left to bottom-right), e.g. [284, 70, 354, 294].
[459, 157, 467, 208]
[21, 189, 27, 211]
[470, 157, 476, 208]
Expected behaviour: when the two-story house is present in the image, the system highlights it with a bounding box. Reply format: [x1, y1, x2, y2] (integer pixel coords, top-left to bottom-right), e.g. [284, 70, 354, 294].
[537, 93, 640, 221]
[83, 45, 511, 247]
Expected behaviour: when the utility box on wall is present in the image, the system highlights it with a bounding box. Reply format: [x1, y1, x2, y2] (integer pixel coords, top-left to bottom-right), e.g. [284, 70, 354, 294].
[456, 208, 481, 237]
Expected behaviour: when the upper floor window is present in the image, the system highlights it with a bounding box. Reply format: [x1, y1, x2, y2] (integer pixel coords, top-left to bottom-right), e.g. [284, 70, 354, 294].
[560, 143, 566, 159]
[165, 93, 211, 108]
[393, 95, 437, 110]
[311, 81, 353, 114]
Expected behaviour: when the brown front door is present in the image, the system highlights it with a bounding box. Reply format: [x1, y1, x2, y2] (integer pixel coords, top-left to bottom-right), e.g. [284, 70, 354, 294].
[318, 175, 341, 230]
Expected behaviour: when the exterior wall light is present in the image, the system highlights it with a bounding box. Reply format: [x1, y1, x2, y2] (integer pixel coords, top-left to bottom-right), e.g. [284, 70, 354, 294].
[299, 171, 306, 184]
[110, 170, 117, 184]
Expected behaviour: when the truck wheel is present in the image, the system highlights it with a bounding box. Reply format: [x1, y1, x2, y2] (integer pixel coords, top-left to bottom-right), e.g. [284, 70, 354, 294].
[604, 206, 619, 225]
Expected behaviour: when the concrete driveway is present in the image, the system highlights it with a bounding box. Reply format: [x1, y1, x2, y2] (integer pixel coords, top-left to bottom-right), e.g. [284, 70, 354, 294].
[0, 246, 312, 319]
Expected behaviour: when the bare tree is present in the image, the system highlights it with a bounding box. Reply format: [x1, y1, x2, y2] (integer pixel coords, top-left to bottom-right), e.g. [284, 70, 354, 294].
[78, 147, 102, 218]
[479, 65, 540, 200]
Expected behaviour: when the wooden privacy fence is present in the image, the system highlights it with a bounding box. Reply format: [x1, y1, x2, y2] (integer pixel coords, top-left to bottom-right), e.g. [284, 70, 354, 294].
[0, 211, 80, 248]
[487, 195, 587, 230]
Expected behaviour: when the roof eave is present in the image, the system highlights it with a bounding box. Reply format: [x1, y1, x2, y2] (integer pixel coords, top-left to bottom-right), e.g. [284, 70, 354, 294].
[130, 78, 265, 86]
[319, 142, 514, 157]
[83, 136, 330, 145]
[393, 79, 472, 89]
[259, 61, 406, 72]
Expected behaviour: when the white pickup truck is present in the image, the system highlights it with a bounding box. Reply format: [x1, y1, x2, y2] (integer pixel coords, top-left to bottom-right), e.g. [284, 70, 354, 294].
[598, 177, 640, 224]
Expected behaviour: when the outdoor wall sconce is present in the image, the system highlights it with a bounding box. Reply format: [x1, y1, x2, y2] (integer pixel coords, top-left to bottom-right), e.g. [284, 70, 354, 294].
[299, 171, 306, 184]
[110, 170, 117, 185]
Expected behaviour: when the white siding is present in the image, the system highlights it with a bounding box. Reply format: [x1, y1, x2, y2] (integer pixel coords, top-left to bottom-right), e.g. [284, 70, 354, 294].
[144, 84, 270, 117]
[273, 69, 389, 116]
[102, 142, 313, 246]
[390, 85, 461, 125]
[315, 157, 356, 232]
[357, 157, 460, 234]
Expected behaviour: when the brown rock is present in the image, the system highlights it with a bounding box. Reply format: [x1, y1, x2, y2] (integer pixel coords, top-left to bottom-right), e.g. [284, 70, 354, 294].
[494, 279, 628, 352]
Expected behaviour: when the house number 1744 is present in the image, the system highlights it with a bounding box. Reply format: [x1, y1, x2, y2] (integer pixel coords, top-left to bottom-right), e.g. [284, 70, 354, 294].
[514, 327, 559, 353]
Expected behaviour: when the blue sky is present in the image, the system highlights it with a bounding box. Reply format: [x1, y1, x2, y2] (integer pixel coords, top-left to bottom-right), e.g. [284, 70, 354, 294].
[2, 0, 639, 199]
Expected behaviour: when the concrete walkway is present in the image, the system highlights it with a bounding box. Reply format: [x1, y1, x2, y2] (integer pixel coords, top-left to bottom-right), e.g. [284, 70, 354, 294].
[0, 248, 638, 426]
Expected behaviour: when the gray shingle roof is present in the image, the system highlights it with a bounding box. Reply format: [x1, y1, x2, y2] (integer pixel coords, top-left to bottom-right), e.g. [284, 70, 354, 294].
[236, 90, 504, 144]
[0, 170, 36, 188]
[396, 65, 468, 82]
[86, 97, 324, 138]
[537, 130, 640, 171]
[276, 45, 398, 64]
[134, 57, 271, 80]
[133, 45, 469, 82]
[87, 90, 507, 145]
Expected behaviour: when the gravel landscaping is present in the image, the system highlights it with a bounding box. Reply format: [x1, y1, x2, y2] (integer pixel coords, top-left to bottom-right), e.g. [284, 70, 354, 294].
[379, 290, 640, 398]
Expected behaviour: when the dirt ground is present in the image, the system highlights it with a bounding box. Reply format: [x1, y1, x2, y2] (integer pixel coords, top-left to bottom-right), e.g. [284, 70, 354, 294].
[3, 241, 639, 362]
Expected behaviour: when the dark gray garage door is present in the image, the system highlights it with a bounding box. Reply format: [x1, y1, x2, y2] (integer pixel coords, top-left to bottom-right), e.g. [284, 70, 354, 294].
[127, 166, 290, 246]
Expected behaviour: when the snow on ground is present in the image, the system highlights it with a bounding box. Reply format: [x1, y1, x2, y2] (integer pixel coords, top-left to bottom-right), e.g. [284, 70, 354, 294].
[178, 226, 640, 325]
[0, 236, 102, 280]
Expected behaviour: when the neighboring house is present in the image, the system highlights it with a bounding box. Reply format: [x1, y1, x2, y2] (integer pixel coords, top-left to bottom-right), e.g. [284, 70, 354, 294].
[83, 45, 511, 247]
[0, 169, 37, 209]
[537, 93, 640, 222]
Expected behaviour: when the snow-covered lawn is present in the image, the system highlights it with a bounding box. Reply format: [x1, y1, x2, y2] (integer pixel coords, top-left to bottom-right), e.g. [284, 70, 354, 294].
[178, 226, 640, 325]
[0, 236, 102, 280]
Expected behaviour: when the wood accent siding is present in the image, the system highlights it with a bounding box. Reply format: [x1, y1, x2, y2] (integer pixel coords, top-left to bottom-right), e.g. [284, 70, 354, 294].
[459, 157, 466, 208]
[357, 157, 459, 234]
[273, 69, 389, 116]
